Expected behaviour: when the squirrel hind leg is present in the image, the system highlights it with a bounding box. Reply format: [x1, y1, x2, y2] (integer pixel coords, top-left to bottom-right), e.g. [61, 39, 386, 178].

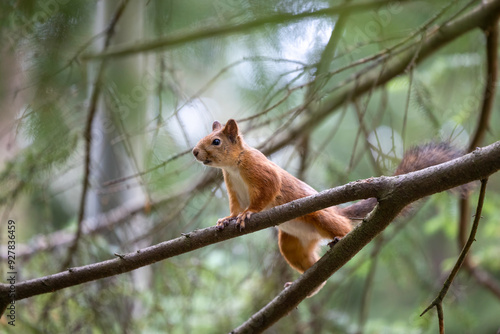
[278, 230, 325, 297]
[278, 230, 320, 273]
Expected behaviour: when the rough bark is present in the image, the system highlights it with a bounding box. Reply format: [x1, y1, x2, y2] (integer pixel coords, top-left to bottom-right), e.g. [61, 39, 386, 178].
[1, 141, 499, 317]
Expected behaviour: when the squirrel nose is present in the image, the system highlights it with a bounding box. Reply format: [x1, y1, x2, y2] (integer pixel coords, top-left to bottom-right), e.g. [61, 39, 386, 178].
[193, 148, 199, 157]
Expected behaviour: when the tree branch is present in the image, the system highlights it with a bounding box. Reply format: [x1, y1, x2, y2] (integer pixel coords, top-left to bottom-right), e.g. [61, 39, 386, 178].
[457, 18, 500, 301]
[0, 140, 498, 318]
[357, 235, 383, 334]
[81, 0, 414, 61]
[264, 0, 500, 153]
[420, 179, 488, 334]
[60, 0, 131, 271]
[0, 197, 148, 260]
[231, 144, 499, 334]
[468, 19, 498, 151]
[68, 0, 500, 240]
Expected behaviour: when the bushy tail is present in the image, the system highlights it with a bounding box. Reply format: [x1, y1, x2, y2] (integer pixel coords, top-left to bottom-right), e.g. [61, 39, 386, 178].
[341, 143, 468, 219]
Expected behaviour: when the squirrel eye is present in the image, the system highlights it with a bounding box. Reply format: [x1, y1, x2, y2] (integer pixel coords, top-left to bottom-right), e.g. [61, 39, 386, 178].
[212, 139, 221, 146]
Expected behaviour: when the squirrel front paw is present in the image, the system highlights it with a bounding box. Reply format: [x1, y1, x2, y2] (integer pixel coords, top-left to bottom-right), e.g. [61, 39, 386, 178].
[216, 211, 253, 231]
[216, 216, 234, 230]
[236, 210, 253, 230]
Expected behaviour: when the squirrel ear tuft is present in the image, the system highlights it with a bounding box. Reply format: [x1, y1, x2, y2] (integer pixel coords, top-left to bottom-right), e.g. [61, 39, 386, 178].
[212, 121, 222, 131]
[223, 119, 239, 143]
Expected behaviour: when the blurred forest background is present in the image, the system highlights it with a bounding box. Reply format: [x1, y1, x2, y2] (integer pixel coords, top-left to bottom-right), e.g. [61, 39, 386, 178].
[0, 0, 499, 333]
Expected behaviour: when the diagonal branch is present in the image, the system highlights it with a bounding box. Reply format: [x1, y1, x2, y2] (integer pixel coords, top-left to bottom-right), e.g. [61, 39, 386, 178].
[0, 140, 498, 317]
[458, 18, 500, 301]
[263, 0, 500, 153]
[0, 197, 148, 260]
[468, 19, 498, 152]
[81, 0, 414, 61]
[420, 179, 488, 334]
[60, 0, 130, 271]
[59, 0, 500, 239]
[231, 145, 499, 334]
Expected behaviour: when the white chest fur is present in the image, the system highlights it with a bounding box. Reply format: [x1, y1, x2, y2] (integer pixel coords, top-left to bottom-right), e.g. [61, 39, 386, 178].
[279, 219, 322, 243]
[222, 167, 322, 244]
[223, 167, 250, 208]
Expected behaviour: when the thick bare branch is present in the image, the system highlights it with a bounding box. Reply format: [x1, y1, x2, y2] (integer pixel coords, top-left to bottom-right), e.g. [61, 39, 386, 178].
[0, 140, 499, 318]
[231, 144, 499, 334]
[77, 0, 500, 231]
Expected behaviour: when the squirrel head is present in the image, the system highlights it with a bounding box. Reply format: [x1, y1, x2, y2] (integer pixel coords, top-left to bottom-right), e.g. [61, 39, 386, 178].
[192, 119, 243, 168]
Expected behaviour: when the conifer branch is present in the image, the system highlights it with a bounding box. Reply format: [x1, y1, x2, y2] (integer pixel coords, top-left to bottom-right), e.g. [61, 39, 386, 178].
[0, 140, 499, 318]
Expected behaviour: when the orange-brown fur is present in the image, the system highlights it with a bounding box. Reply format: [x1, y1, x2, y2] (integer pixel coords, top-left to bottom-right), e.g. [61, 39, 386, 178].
[192, 119, 464, 295]
[192, 120, 351, 279]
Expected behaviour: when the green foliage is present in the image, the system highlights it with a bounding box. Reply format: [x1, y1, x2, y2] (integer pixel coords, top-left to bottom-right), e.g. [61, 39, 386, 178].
[0, 0, 499, 333]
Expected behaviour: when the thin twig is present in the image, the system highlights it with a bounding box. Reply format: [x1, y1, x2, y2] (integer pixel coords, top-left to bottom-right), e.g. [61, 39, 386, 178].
[82, 0, 416, 60]
[468, 19, 498, 152]
[232, 148, 498, 334]
[264, 0, 500, 155]
[103, 148, 192, 186]
[60, 0, 130, 271]
[104, 0, 500, 207]
[350, 100, 383, 175]
[295, 4, 352, 180]
[457, 17, 500, 301]
[318, 0, 461, 99]
[356, 235, 384, 334]
[420, 179, 489, 333]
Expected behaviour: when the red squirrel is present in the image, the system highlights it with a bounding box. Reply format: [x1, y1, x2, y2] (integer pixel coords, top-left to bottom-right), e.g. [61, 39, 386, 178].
[192, 119, 463, 293]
